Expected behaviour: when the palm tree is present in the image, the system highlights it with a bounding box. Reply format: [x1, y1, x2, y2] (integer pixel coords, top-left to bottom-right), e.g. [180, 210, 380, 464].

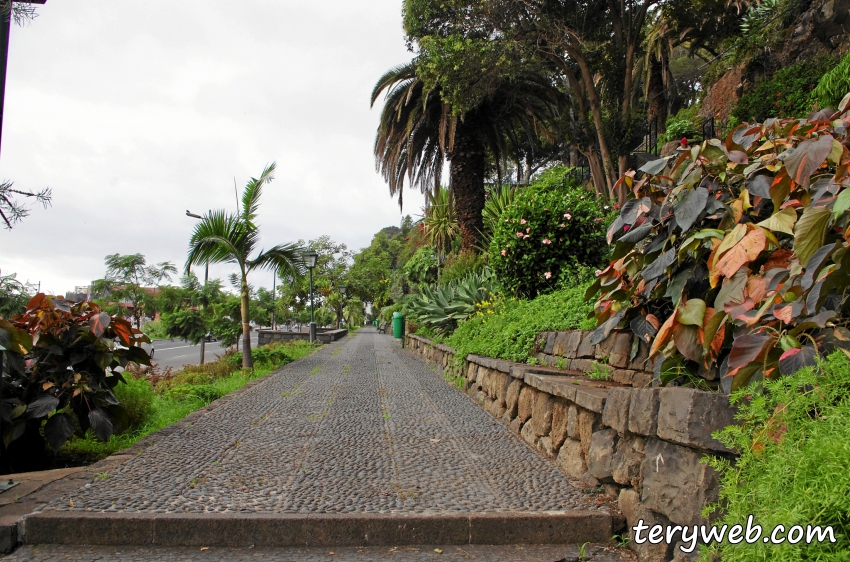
[185, 163, 304, 368]
[372, 62, 561, 254]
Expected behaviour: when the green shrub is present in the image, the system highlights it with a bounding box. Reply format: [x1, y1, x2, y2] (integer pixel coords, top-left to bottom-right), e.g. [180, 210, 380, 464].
[113, 378, 156, 430]
[403, 246, 438, 286]
[141, 319, 168, 340]
[589, 111, 850, 391]
[732, 56, 833, 123]
[661, 105, 702, 144]
[704, 351, 850, 561]
[489, 182, 609, 297]
[443, 285, 595, 363]
[440, 251, 486, 284]
[812, 51, 850, 110]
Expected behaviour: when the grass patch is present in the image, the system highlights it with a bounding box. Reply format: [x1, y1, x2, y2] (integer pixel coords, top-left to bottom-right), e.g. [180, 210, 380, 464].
[703, 351, 850, 561]
[442, 285, 595, 363]
[62, 340, 315, 462]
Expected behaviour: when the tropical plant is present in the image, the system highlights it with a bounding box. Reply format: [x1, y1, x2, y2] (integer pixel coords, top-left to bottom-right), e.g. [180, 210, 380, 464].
[185, 162, 304, 368]
[94, 254, 177, 328]
[422, 185, 459, 261]
[482, 184, 520, 246]
[372, 61, 561, 252]
[812, 51, 850, 112]
[490, 180, 610, 298]
[705, 351, 850, 561]
[731, 56, 833, 123]
[0, 294, 150, 471]
[0, 271, 35, 319]
[588, 94, 850, 392]
[407, 269, 497, 333]
[403, 246, 438, 286]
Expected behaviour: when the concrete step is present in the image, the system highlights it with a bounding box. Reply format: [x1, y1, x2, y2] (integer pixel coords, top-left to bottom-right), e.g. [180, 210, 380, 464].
[21, 511, 616, 548]
[3, 542, 638, 561]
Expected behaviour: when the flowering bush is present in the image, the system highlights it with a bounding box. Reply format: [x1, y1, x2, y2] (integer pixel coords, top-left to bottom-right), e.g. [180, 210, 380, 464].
[489, 184, 610, 297]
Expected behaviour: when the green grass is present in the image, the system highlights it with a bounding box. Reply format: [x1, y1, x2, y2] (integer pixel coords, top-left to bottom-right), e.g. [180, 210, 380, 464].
[442, 285, 595, 363]
[703, 351, 850, 561]
[62, 340, 315, 461]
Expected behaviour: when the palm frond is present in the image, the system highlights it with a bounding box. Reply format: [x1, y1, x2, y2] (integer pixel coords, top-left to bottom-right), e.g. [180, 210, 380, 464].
[248, 242, 307, 278]
[242, 162, 276, 226]
[185, 210, 249, 273]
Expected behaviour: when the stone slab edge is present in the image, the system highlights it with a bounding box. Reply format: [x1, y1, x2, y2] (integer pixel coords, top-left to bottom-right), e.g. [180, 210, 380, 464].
[20, 511, 613, 547]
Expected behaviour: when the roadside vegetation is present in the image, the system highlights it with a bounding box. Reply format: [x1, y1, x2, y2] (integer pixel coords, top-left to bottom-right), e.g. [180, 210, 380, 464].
[63, 340, 314, 462]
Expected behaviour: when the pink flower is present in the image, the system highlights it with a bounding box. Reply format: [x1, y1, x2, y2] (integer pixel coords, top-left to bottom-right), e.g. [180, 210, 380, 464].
[501, 249, 507, 256]
[523, 234, 530, 239]
[544, 272, 552, 279]
[564, 213, 572, 220]
[526, 227, 530, 233]
[543, 238, 551, 244]
[517, 232, 524, 237]
[559, 223, 565, 228]
[614, 204, 620, 210]
[595, 269, 602, 277]
[520, 219, 527, 224]
[623, 225, 630, 232]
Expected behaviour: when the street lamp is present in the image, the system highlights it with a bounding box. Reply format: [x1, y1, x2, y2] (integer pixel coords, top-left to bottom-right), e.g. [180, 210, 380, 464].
[186, 210, 208, 364]
[303, 250, 318, 343]
[337, 284, 347, 329]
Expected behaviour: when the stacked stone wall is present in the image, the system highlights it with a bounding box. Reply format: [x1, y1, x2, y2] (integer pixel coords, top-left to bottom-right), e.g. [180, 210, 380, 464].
[257, 328, 347, 346]
[407, 332, 738, 562]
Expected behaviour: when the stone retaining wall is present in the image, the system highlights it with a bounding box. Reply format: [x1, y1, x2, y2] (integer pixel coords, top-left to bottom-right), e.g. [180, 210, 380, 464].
[257, 328, 347, 346]
[407, 332, 738, 562]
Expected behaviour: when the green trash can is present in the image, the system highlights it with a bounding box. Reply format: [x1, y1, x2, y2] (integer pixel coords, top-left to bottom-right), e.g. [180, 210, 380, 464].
[392, 312, 405, 339]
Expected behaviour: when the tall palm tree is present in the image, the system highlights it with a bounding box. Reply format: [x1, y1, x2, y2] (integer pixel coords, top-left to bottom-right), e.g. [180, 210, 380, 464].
[185, 163, 304, 368]
[372, 62, 561, 254]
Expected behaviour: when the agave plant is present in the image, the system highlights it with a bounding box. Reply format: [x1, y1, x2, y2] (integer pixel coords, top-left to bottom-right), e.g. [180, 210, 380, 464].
[408, 269, 497, 333]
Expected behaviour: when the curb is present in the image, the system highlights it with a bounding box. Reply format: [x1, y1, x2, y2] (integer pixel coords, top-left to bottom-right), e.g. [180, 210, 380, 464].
[20, 511, 614, 547]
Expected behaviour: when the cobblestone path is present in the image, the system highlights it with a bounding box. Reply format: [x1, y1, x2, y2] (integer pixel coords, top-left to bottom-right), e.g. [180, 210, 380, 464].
[41, 330, 602, 516]
[2, 543, 635, 561]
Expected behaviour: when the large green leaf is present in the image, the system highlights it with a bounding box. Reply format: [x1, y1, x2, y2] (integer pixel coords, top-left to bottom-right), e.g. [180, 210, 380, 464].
[678, 298, 706, 326]
[834, 188, 850, 220]
[756, 207, 797, 235]
[794, 207, 833, 267]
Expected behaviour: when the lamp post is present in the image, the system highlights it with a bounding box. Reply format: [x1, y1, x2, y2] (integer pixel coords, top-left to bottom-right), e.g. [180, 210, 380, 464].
[303, 250, 318, 343]
[337, 284, 347, 329]
[186, 210, 208, 364]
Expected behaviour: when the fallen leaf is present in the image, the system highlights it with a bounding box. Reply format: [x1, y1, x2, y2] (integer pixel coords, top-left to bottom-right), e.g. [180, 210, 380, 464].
[200, 547, 208, 551]
[429, 438, 441, 443]
[434, 548, 443, 554]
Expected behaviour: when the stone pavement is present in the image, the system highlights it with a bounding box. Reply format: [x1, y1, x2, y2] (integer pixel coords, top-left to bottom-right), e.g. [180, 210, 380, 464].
[15, 329, 619, 551]
[2, 543, 636, 561]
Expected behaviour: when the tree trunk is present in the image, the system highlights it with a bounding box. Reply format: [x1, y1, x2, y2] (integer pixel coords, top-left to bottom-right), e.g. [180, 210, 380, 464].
[240, 276, 252, 368]
[647, 52, 666, 124]
[449, 121, 486, 254]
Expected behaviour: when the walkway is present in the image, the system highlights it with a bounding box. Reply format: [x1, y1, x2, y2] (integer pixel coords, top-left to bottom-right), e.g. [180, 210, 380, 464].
[8, 329, 628, 560]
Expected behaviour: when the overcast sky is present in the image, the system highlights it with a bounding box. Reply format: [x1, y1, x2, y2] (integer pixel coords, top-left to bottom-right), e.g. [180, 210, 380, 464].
[0, 0, 426, 295]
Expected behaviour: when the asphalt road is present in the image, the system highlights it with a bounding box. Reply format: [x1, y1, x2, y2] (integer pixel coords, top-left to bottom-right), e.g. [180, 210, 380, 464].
[149, 334, 259, 370]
